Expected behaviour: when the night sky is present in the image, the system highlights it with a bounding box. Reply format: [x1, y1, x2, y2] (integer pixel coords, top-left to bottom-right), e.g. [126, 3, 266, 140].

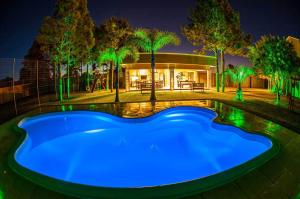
[0, 0, 300, 64]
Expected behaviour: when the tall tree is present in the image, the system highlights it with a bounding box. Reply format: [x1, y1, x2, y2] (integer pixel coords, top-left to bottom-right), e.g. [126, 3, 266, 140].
[75, 0, 95, 91]
[37, 0, 94, 100]
[98, 46, 139, 102]
[182, 0, 250, 92]
[249, 36, 300, 102]
[53, 0, 81, 99]
[217, 0, 251, 92]
[134, 29, 180, 101]
[37, 16, 65, 101]
[94, 17, 133, 93]
[226, 65, 254, 101]
[74, 0, 95, 91]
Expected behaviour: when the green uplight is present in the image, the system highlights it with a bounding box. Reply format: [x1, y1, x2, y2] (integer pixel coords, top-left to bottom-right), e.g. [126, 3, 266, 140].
[0, 189, 4, 199]
[296, 192, 300, 199]
[68, 105, 73, 111]
[227, 107, 245, 128]
[293, 81, 300, 99]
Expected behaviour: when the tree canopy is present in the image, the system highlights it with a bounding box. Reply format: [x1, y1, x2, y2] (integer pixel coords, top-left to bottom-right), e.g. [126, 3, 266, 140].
[97, 45, 139, 102]
[96, 17, 137, 102]
[182, 0, 250, 55]
[249, 35, 300, 101]
[36, 0, 95, 100]
[134, 29, 180, 53]
[37, 0, 95, 66]
[95, 17, 133, 52]
[226, 65, 255, 101]
[98, 46, 139, 66]
[226, 65, 255, 85]
[182, 0, 251, 92]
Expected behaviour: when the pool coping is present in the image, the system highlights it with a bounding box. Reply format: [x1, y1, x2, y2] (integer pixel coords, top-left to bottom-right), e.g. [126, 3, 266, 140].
[7, 105, 281, 199]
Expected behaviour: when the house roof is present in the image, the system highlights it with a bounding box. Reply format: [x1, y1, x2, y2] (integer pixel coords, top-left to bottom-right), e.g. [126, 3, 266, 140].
[123, 53, 216, 69]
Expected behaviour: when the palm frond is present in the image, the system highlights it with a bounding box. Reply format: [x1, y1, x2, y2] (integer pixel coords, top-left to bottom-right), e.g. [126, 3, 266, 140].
[226, 65, 255, 84]
[134, 29, 152, 52]
[117, 46, 139, 64]
[97, 48, 117, 64]
[153, 31, 180, 52]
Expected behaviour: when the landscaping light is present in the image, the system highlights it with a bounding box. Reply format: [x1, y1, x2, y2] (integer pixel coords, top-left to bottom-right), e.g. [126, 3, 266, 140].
[0, 189, 4, 199]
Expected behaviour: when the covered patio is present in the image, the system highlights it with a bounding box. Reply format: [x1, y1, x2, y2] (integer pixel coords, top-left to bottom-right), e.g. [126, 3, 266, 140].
[123, 53, 217, 91]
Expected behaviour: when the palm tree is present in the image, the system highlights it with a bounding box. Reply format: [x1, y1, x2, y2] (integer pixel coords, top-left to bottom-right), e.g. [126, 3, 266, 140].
[226, 65, 254, 101]
[134, 29, 180, 101]
[98, 46, 139, 102]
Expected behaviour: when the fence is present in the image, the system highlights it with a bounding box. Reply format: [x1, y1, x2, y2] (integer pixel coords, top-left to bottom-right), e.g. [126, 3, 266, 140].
[0, 58, 61, 122]
[0, 58, 118, 122]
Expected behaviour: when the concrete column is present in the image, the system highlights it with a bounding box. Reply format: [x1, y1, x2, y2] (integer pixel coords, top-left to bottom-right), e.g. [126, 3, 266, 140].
[207, 69, 211, 89]
[194, 71, 199, 83]
[169, 65, 175, 91]
[125, 68, 130, 92]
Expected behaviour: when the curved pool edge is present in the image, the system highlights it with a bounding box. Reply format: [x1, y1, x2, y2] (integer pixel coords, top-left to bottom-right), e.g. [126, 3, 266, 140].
[8, 106, 281, 199]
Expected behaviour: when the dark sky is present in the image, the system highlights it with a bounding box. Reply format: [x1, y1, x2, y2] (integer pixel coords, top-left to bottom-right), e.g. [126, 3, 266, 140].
[0, 0, 300, 62]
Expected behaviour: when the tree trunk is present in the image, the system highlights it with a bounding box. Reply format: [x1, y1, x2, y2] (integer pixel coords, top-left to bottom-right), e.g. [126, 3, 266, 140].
[215, 50, 220, 92]
[237, 82, 243, 101]
[115, 62, 120, 103]
[106, 71, 109, 91]
[111, 62, 114, 93]
[67, 64, 70, 99]
[275, 80, 281, 103]
[54, 64, 58, 99]
[221, 50, 225, 92]
[150, 50, 156, 101]
[58, 65, 63, 102]
[86, 64, 90, 91]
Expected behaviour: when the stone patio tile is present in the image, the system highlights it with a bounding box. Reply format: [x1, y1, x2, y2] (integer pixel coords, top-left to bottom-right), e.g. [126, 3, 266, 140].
[283, 157, 300, 181]
[185, 193, 203, 199]
[12, 176, 35, 199]
[261, 168, 298, 199]
[257, 153, 287, 183]
[273, 131, 295, 146]
[4, 190, 18, 199]
[201, 182, 249, 199]
[284, 137, 300, 157]
[0, 167, 17, 197]
[30, 185, 71, 199]
[235, 170, 272, 199]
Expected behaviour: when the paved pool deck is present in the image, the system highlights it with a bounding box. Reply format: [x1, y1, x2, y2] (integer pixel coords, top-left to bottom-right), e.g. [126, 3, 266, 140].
[0, 100, 299, 199]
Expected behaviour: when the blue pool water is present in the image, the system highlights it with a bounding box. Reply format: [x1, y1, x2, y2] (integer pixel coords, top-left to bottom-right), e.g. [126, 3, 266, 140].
[16, 107, 272, 188]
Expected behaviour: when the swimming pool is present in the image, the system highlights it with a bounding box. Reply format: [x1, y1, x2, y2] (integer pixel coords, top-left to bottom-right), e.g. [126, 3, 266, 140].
[12, 107, 278, 198]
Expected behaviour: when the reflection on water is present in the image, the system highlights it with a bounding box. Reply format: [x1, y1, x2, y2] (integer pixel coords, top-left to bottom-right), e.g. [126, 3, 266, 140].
[212, 101, 245, 128]
[60, 105, 74, 112]
[227, 107, 245, 128]
[265, 121, 281, 135]
[40, 99, 283, 135]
